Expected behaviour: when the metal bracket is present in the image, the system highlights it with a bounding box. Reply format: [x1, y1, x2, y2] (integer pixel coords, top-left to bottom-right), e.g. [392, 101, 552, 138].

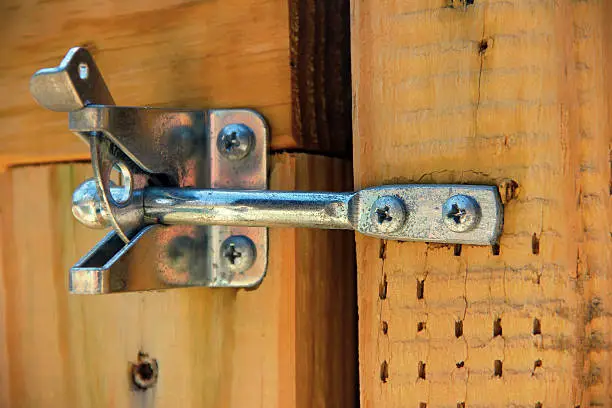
[31, 48, 268, 293]
[30, 48, 504, 294]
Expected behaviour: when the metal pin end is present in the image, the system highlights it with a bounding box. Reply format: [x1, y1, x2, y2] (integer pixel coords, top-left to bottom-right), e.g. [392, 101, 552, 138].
[72, 178, 111, 229]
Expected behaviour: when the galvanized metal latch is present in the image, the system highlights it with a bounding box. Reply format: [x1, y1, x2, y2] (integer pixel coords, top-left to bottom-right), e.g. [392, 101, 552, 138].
[30, 48, 504, 294]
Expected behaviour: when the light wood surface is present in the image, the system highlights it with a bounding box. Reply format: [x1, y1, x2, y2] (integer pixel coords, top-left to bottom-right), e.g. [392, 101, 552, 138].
[0, 0, 352, 170]
[352, 1, 611, 407]
[0, 154, 356, 408]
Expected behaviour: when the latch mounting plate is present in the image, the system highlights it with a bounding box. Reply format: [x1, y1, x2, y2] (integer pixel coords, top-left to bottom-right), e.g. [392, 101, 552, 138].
[70, 109, 269, 294]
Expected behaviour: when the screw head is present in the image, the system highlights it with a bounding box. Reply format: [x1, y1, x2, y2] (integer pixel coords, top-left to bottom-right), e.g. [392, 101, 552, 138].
[370, 196, 407, 233]
[217, 123, 254, 161]
[442, 194, 481, 232]
[220, 235, 256, 273]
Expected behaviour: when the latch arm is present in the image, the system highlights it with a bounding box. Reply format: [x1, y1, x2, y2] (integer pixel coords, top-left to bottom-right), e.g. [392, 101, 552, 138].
[74, 181, 502, 245]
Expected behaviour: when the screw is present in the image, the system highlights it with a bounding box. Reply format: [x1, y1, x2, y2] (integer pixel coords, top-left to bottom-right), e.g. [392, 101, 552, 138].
[220, 235, 256, 273]
[370, 196, 406, 233]
[442, 194, 481, 232]
[131, 353, 159, 391]
[217, 123, 254, 161]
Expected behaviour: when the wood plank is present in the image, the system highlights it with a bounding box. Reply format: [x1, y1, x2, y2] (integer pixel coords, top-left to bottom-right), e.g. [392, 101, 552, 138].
[351, 1, 611, 407]
[290, 0, 352, 155]
[0, 0, 352, 170]
[0, 154, 356, 407]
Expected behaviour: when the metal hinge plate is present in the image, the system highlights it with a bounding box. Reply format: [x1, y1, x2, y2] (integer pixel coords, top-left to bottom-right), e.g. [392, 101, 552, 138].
[70, 109, 268, 293]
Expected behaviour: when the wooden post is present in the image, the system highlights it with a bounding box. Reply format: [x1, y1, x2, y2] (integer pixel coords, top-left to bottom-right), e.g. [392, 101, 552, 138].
[352, 1, 611, 407]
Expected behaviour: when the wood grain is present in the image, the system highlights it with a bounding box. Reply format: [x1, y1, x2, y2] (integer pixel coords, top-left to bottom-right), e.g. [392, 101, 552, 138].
[0, 0, 353, 169]
[0, 154, 356, 408]
[290, 0, 353, 156]
[351, 1, 612, 407]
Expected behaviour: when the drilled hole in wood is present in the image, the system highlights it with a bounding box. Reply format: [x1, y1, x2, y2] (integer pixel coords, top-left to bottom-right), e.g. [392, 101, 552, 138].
[380, 360, 389, 383]
[532, 233, 540, 255]
[493, 318, 502, 337]
[499, 179, 519, 203]
[382, 321, 388, 335]
[492, 243, 500, 255]
[456, 361, 465, 368]
[417, 321, 426, 332]
[609, 156, 612, 195]
[418, 361, 426, 379]
[419, 403, 427, 408]
[131, 352, 159, 391]
[455, 320, 464, 338]
[494, 360, 503, 377]
[534, 359, 542, 370]
[533, 318, 542, 335]
[417, 280, 425, 300]
[379, 275, 387, 300]
[478, 39, 489, 54]
[454, 244, 462, 256]
[449, 0, 474, 8]
[458, 403, 466, 408]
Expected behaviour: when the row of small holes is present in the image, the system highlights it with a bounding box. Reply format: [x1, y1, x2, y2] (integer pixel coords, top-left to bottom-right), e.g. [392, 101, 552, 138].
[415, 181, 548, 406]
[380, 241, 389, 383]
[487, 234, 539, 257]
[419, 404, 545, 408]
[414, 359, 540, 375]
[415, 315, 541, 338]
[413, 318, 542, 377]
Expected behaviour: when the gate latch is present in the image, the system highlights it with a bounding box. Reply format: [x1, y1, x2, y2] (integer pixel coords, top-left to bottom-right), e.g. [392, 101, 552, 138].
[30, 48, 503, 294]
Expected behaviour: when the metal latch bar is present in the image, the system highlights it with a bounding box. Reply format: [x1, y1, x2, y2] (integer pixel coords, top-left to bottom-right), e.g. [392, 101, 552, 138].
[146, 186, 502, 244]
[74, 183, 502, 244]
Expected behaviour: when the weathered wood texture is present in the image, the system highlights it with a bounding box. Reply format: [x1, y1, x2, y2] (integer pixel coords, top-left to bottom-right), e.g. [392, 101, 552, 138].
[290, 0, 353, 156]
[0, 0, 352, 170]
[0, 154, 356, 408]
[352, 1, 611, 407]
